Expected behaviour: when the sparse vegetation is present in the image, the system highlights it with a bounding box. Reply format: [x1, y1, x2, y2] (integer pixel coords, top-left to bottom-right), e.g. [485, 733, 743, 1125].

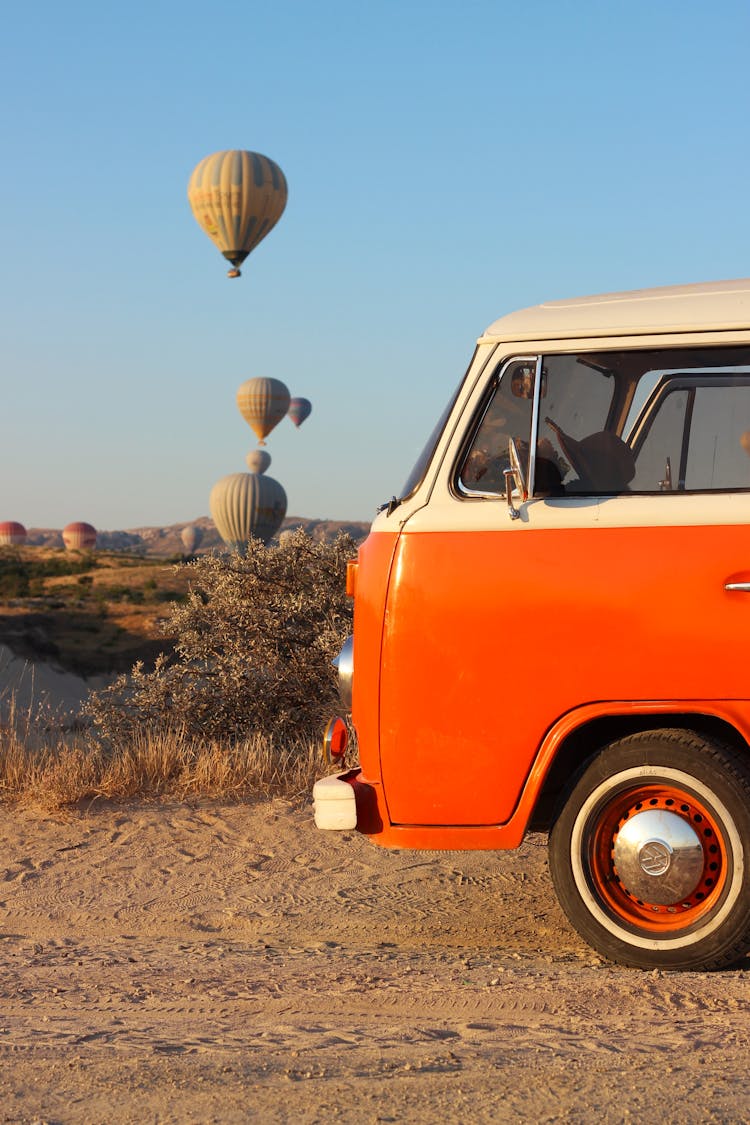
[0, 547, 190, 675]
[86, 529, 355, 745]
[0, 549, 95, 597]
[0, 531, 356, 808]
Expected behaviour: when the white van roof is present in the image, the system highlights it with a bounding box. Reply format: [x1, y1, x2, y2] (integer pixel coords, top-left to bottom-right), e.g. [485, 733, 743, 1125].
[479, 278, 750, 343]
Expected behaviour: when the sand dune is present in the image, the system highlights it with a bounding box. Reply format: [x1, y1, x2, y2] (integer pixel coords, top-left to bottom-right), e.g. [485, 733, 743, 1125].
[0, 799, 748, 1122]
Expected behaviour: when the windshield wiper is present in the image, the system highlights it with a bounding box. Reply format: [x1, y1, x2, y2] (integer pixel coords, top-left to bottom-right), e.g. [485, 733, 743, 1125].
[377, 496, 402, 516]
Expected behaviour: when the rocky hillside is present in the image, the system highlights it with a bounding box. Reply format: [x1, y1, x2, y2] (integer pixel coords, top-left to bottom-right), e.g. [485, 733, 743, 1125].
[26, 516, 371, 556]
[0, 518, 371, 681]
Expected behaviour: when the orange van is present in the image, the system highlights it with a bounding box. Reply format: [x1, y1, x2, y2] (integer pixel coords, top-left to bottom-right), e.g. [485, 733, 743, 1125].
[313, 278, 750, 971]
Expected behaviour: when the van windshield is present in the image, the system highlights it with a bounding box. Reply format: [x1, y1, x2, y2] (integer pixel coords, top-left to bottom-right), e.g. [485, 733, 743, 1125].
[398, 385, 462, 501]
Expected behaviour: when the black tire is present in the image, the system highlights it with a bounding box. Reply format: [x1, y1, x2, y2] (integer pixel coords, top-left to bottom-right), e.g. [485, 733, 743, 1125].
[548, 729, 750, 970]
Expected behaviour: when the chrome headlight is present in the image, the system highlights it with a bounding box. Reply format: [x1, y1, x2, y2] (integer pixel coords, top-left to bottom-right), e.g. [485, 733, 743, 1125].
[334, 635, 354, 710]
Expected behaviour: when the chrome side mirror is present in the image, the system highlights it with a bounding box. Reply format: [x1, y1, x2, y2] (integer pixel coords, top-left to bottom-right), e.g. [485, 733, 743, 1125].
[503, 438, 528, 521]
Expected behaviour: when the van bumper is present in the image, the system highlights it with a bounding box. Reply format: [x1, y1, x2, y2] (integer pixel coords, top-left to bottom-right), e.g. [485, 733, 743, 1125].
[312, 768, 383, 834]
[312, 768, 528, 850]
[313, 771, 358, 830]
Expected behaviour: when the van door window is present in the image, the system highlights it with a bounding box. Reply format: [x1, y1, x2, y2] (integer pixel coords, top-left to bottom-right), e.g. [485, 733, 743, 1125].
[457, 359, 537, 496]
[537, 354, 618, 494]
[540, 347, 750, 495]
[458, 347, 750, 499]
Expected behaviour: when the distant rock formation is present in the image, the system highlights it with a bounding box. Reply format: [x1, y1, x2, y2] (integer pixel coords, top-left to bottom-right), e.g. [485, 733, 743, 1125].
[25, 516, 371, 557]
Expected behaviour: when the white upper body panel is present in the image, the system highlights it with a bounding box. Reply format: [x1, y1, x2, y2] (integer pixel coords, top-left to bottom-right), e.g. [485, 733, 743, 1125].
[368, 280, 750, 536]
[480, 279, 750, 344]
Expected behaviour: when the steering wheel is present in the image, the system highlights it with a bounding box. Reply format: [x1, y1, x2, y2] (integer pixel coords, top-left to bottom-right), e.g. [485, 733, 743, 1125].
[545, 416, 588, 481]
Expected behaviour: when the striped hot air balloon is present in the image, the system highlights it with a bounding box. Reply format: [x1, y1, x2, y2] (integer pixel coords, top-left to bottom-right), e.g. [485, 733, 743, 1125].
[181, 524, 203, 554]
[63, 522, 97, 551]
[236, 377, 290, 445]
[209, 472, 287, 550]
[0, 521, 27, 546]
[187, 150, 288, 278]
[245, 449, 271, 474]
[288, 397, 312, 428]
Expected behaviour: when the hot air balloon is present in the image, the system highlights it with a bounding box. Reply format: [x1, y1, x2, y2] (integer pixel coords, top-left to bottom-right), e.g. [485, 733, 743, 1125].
[288, 397, 312, 428]
[181, 525, 203, 554]
[209, 472, 287, 550]
[187, 150, 288, 278]
[246, 449, 271, 474]
[236, 378, 290, 446]
[63, 522, 97, 551]
[0, 521, 27, 547]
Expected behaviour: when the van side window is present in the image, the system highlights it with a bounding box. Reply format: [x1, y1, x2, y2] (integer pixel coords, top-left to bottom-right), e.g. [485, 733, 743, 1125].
[457, 347, 750, 499]
[536, 354, 618, 494]
[629, 379, 750, 491]
[541, 347, 750, 495]
[626, 363, 750, 492]
[627, 388, 688, 491]
[687, 383, 750, 488]
[457, 360, 535, 496]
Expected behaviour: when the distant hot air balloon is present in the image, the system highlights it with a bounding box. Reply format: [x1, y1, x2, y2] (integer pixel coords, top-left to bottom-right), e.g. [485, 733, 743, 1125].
[236, 378, 290, 446]
[246, 449, 271, 474]
[0, 521, 27, 547]
[63, 522, 97, 551]
[209, 472, 287, 550]
[181, 525, 203, 554]
[187, 150, 288, 278]
[288, 397, 312, 428]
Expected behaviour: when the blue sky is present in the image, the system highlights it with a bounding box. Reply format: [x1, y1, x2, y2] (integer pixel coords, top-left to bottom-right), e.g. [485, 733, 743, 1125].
[2, 0, 749, 529]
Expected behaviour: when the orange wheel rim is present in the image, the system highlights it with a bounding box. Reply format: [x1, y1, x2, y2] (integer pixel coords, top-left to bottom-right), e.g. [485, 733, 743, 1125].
[588, 784, 728, 933]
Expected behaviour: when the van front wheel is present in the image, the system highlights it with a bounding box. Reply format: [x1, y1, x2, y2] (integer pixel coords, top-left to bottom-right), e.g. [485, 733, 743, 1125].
[548, 730, 750, 970]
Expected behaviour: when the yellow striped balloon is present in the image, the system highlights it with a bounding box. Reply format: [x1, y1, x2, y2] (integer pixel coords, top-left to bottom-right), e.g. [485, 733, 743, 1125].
[187, 150, 288, 277]
[236, 377, 290, 445]
[210, 472, 287, 549]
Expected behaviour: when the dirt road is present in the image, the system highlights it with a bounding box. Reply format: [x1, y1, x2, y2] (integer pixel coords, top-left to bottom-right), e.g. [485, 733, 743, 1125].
[0, 800, 748, 1123]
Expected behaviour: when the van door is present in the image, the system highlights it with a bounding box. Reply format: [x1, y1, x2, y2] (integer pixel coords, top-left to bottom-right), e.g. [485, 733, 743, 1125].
[377, 346, 750, 827]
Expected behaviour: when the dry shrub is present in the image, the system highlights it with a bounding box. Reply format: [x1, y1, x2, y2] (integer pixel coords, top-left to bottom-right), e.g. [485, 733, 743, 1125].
[86, 530, 354, 746]
[0, 532, 355, 809]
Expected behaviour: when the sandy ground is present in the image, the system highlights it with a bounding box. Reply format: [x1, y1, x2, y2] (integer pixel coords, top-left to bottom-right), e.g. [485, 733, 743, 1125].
[0, 798, 749, 1125]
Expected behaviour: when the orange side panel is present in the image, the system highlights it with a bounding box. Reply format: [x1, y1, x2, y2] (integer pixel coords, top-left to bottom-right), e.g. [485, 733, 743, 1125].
[377, 523, 750, 827]
[353, 698, 750, 851]
[350, 530, 400, 784]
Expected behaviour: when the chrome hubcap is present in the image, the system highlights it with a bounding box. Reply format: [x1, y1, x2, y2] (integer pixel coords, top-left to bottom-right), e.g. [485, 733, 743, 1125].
[613, 809, 704, 904]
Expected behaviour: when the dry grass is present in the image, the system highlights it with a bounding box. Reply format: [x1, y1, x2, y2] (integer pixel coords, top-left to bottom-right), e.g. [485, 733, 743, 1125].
[0, 713, 324, 812]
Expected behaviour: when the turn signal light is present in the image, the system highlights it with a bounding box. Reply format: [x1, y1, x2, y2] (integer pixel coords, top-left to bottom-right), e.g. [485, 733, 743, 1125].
[346, 561, 358, 598]
[323, 717, 349, 765]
